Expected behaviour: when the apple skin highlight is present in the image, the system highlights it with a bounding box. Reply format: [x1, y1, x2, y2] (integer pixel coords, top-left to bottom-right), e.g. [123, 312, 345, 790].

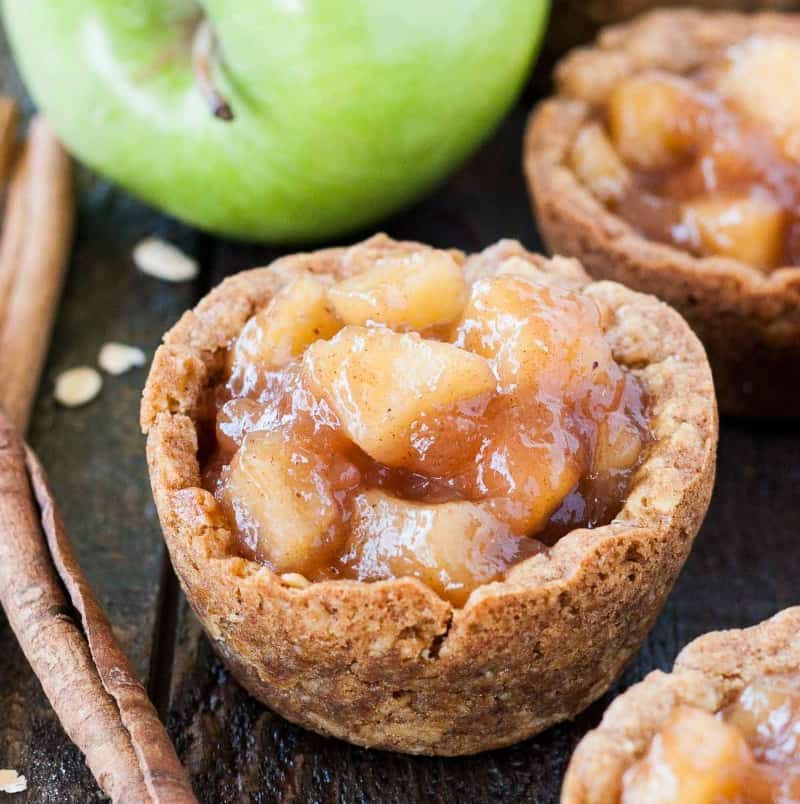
[3, 0, 550, 243]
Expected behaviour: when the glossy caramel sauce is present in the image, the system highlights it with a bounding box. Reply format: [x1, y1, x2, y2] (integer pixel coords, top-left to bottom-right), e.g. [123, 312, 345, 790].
[200, 248, 649, 606]
[582, 35, 800, 270]
[622, 673, 800, 803]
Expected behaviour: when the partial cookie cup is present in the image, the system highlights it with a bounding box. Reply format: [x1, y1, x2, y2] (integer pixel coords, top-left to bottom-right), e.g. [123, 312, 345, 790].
[562, 606, 800, 803]
[525, 9, 800, 417]
[141, 234, 717, 756]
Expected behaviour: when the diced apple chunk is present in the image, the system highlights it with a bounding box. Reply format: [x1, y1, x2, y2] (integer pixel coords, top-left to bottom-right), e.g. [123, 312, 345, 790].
[342, 491, 526, 605]
[232, 273, 341, 372]
[784, 128, 800, 163]
[558, 49, 632, 105]
[607, 72, 699, 169]
[715, 35, 800, 141]
[463, 402, 587, 535]
[495, 256, 546, 282]
[681, 191, 786, 268]
[302, 326, 496, 468]
[454, 276, 612, 395]
[622, 707, 774, 804]
[593, 415, 644, 476]
[221, 430, 341, 574]
[723, 674, 800, 757]
[570, 122, 631, 202]
[329, 249, 467, 330]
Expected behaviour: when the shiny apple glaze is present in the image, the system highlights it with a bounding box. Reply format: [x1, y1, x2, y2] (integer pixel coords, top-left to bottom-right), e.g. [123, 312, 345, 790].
[585, 35, 800, 270]
[200, 258, 649, 606]
[623, 673, 800, 803]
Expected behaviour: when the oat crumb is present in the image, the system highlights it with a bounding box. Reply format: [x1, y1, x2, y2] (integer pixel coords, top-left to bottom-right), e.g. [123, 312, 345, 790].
[133, 237, 198, 282]
[0, 769, 27, 794]
[54, 367, 102, 408]
[280, 573, 311, 589]
[98, 342, 147, 375]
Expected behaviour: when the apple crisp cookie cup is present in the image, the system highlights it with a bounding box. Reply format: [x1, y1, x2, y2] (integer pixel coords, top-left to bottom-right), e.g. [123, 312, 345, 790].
[142, 235, 717, 755]
[525, 9, 800, 417]
[562, 606, 800, 803]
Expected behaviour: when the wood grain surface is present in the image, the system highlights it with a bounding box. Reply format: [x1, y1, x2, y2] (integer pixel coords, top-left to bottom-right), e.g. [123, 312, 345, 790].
[0, 23, 798, 804]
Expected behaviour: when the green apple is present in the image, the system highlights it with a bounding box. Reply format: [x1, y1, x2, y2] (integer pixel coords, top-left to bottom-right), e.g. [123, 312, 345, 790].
[3, 0, 549, 242]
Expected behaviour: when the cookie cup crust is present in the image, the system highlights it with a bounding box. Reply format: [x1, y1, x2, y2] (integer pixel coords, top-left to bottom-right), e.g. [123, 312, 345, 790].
[141, 235, 717, 755]
[562, 606, 800, 803]
[524, 9, 800, 417]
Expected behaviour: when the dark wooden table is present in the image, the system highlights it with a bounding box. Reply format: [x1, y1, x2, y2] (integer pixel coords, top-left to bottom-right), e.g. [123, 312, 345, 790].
[1, 25, 798, 804]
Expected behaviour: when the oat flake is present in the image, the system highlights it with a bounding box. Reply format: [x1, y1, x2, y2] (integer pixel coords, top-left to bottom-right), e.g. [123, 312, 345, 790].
[0, 770, 27, 794]
[133, 237, 198, 282]
[54, 367, 102, 408]
[98, 342, 146, 375]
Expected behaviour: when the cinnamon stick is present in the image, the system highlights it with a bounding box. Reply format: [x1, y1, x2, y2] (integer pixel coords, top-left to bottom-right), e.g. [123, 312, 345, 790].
[0, 116, 73, 432]
[0, 412, 197, 802]
[0, 96, 21, 328]
[0, 96, 18, 185]
[0, 110, 196, 800]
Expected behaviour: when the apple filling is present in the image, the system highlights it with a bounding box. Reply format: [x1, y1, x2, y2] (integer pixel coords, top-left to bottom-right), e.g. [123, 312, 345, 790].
[622, 673, 800, 803]
[569, 34, 800, 271]
[201, 242, 649, 606]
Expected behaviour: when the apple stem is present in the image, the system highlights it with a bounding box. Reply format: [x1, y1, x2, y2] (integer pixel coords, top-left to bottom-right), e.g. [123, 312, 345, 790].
[192, 19, 234, 122]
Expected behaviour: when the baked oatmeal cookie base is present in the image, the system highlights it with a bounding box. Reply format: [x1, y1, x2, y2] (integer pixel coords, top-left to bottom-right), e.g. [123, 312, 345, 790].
[141, 234, 717, 755]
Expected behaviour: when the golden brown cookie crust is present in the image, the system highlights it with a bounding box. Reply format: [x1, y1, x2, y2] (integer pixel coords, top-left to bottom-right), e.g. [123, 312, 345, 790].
[524, 9, 800, 417]
[562, 606, 800, 803]
[141, 234, 717, 755]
